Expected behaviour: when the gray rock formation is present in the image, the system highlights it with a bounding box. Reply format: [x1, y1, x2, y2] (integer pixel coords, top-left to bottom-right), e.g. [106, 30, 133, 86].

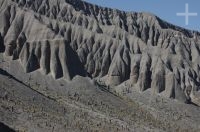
[1, 0, 200, 104]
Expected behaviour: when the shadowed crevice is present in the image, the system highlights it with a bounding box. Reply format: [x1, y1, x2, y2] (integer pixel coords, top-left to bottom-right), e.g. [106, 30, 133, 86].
[65, 41, 87, 78]
[0, 122, 15, 132]
[0, 33, 5, 53]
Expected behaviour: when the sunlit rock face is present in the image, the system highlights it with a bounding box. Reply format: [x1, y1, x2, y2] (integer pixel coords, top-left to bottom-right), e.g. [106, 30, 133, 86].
[1, 0, 200, 104]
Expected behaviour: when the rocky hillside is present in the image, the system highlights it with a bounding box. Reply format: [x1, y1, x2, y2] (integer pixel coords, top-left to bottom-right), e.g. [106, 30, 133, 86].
[1, 0, 200, 104]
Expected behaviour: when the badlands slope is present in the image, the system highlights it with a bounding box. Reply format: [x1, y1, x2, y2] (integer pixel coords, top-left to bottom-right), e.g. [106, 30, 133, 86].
[1, 0, 200, 104]
[1, 0, 200, 131]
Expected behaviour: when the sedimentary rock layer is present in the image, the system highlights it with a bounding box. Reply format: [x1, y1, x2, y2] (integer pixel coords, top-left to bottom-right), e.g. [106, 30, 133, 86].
[1, 0, 200, 104]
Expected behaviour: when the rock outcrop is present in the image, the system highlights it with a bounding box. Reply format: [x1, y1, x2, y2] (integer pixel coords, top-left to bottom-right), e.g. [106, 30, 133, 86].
[1, 0, 200, 104]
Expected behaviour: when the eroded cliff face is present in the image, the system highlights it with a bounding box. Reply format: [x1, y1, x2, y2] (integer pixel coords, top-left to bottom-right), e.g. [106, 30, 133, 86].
[1, 0, 200, 104]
